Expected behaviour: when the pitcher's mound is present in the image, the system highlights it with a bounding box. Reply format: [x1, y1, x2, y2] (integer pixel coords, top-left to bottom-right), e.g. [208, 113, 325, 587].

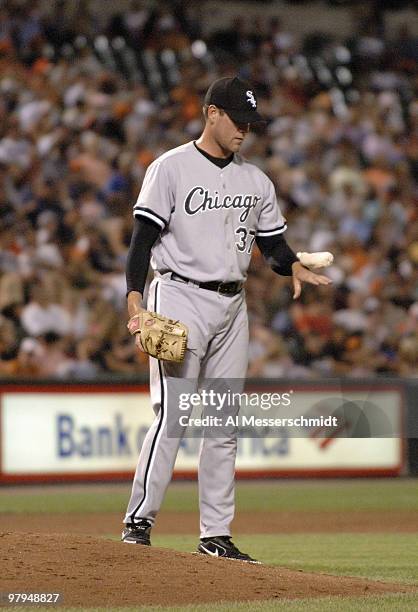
[1, 532, 414, 608]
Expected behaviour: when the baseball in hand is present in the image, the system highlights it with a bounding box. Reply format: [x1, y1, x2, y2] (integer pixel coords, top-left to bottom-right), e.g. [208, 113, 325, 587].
[297, 251, 334, 269]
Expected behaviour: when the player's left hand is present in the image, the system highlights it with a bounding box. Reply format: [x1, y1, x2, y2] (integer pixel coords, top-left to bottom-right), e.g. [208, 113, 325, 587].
[291, 261, 332, 299]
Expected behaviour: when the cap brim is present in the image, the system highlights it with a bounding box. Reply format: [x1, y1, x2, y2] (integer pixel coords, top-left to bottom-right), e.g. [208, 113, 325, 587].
[224, 108, 265, 124]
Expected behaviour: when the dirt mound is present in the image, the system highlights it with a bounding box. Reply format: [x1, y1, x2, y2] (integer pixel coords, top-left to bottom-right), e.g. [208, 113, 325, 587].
[0, 532, 415, 608]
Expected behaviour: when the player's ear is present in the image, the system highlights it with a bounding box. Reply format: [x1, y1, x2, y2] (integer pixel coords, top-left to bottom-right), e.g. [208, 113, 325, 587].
[207, 105, 217, 125]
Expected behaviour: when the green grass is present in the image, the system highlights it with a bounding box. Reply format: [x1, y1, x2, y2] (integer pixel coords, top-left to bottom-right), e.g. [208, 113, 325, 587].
[2, 594, 418, 611]
[1, 479, 417, 514]
[153, 596, 418, 612]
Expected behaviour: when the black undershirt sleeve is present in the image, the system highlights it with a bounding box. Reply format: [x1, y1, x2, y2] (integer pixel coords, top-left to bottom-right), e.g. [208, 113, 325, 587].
[256, 233, 298, 276]
[126, 216, 161, 296]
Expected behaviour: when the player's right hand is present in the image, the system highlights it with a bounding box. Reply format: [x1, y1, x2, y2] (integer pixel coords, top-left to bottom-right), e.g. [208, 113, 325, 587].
[291, 262, 332, 299]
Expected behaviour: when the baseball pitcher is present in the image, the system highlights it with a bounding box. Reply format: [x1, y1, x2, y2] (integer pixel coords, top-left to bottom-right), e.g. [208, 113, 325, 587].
[122, 77, 332, 562]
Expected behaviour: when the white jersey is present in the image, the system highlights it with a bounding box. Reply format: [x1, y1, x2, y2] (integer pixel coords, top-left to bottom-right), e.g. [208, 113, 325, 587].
[133, 141, 287, 282]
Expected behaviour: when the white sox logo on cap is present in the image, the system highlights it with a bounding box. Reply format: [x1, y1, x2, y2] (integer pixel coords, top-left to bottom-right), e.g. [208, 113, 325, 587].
[204, 77, 263, 123]
[246, 90, 256, 108]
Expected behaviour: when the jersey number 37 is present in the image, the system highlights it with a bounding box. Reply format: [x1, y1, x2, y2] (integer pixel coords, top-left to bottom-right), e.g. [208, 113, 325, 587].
[235, 227, 256, 254]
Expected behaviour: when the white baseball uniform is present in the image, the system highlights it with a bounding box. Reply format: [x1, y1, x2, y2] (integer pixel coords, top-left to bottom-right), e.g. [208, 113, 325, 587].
[124, 141, 286, 537]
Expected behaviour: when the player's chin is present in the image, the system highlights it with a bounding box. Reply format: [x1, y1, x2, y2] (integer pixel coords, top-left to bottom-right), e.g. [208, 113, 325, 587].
[230, 139, 244, 151]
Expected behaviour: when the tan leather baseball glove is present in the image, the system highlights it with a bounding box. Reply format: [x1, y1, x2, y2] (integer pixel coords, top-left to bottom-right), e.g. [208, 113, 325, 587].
[127, 311, 188, 362]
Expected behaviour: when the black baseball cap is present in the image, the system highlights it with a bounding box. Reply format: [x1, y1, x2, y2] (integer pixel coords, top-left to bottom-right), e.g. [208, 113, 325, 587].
[204, 76, 263, 124]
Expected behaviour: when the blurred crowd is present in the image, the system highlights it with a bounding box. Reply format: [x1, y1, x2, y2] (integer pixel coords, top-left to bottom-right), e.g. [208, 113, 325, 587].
[0, 0, 417, 379]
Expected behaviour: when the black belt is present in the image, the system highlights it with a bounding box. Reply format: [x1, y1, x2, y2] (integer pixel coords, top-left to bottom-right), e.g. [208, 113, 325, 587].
[170, 273, 243, 296]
